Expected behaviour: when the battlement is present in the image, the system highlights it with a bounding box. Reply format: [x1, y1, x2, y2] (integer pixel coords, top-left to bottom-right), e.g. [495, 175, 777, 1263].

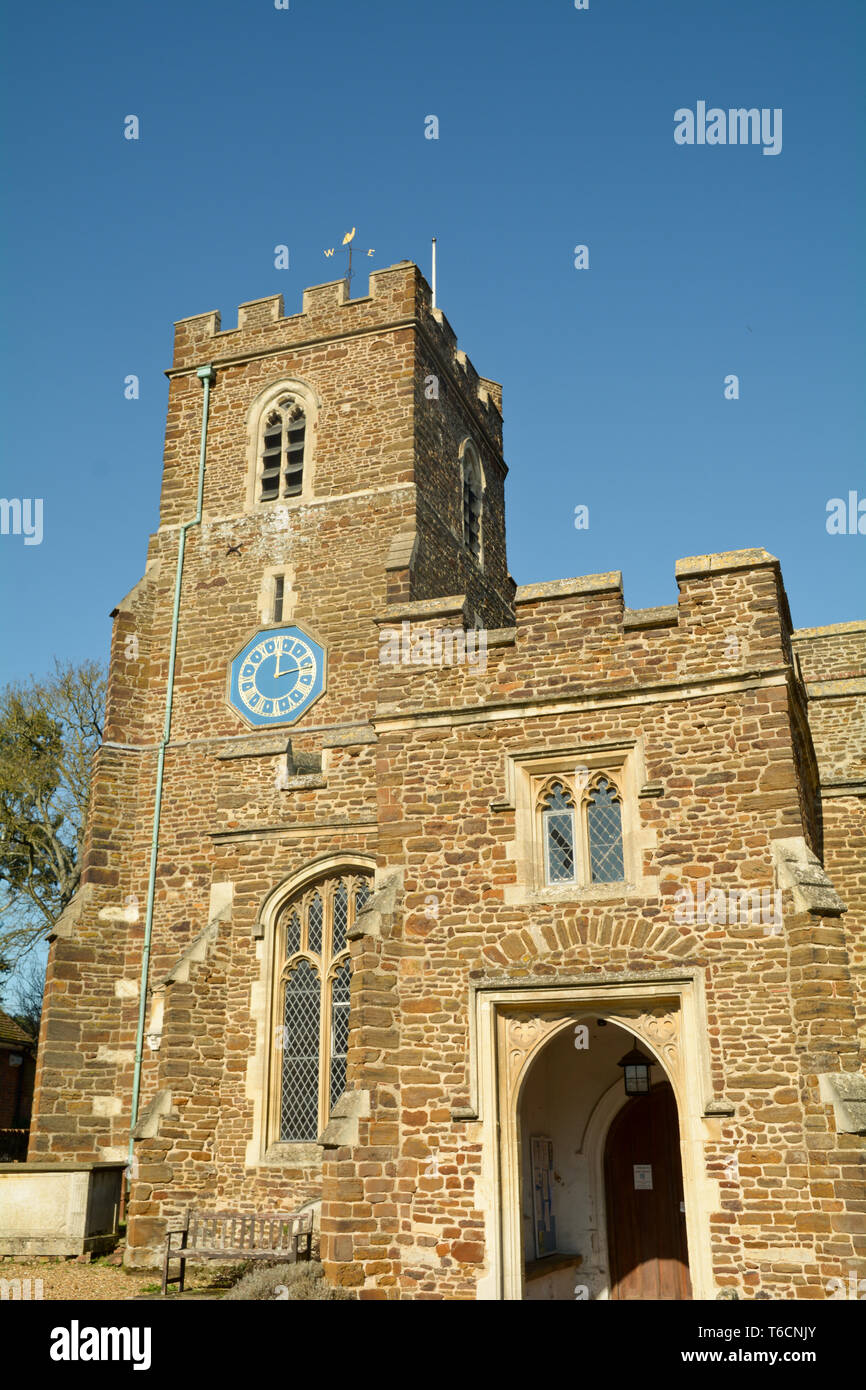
[791, 620, 866, 683]
[513, 549, 784, 630]
[374, 546, 805, 726]
[169, 261, 502, 420]
[505, 548, 796, 682]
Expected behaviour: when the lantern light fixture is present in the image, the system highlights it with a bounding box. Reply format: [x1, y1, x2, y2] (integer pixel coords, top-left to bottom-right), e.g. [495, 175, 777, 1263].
[617, 1046, 654, 1096]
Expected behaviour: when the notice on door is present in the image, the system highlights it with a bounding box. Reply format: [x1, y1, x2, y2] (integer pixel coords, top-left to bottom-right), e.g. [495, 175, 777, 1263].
[633, 1164, 653, 1190]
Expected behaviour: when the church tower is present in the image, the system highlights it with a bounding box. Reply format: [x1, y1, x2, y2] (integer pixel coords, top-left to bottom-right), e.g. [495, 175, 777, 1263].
[29, 261, 511, 1196]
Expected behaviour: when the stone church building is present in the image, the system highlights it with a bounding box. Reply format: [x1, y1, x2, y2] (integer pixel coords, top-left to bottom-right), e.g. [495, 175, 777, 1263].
[29, 263, 865, 1299]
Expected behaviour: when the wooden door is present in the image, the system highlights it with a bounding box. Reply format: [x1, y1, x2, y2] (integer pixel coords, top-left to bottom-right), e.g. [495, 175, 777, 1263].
[604, 1082, 692, 1300]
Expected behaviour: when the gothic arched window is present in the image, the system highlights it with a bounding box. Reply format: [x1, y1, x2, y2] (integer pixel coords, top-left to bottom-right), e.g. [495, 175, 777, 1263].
[586, 776, 625, 883]
[536, 772, 626, 888]
[259, 396, 306, 502]
[540, 781, 577, 885]
[461, 441, 484, 563]
[273, 872, 372, 1142]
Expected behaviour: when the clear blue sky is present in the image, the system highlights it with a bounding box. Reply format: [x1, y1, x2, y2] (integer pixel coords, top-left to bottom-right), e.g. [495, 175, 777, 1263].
[1, 0, 863, 689]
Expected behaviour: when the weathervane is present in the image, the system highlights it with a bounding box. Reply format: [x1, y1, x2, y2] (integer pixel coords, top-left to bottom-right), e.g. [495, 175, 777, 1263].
[323, 227, 375, 288]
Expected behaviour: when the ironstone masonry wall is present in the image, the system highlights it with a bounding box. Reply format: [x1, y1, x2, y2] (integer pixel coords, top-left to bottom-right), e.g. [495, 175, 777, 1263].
[26, 263, 864, 1296]
[792, 623, 866, 1044]
[317, 554, 864, 1297]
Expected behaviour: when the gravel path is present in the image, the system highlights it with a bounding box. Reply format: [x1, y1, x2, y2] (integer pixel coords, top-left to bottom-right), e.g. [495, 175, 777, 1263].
[0, 1259, 215, 1301]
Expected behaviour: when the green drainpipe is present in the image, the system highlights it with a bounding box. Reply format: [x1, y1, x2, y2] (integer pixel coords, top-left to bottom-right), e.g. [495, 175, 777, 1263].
[127, 363, 215, 1169]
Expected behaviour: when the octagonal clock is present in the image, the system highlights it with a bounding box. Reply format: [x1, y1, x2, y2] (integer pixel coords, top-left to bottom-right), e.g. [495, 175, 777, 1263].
[228, 626, 326, 727]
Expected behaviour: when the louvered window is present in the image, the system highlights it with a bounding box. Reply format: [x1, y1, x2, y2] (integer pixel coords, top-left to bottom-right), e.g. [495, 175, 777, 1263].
[462, 448, 483, 561]
[259, 397, 306, 502]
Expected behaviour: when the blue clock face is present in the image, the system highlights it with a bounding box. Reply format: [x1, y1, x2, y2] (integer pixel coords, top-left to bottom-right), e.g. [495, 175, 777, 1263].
[228, 627, 326, 727]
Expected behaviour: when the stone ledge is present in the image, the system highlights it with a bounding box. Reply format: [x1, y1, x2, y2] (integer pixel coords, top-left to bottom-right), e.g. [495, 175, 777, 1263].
[675, 547, 779, 578]
[817, 1073, 866, 1134]
[792, 620, 866, 640]
[772, 837, 847, 917]
[384, 529, 418, 572]
[514, 572, 622, 603]
[260, 1142, 323, 1167]
[704, 1099, 736, 1117]
[451, 1105, 477, 1121]
[639, 780, 665, 799]
[806, 677, 866, 698]
[216, 741, 287, 761]
[50, 883, 96, 942]
[279, 774, 327, 792]
[820, 778, 866, 799]
[623, 605, 679, 631]
[132, 1090, 175, 1141]
[158, 902, 231, 988]
[321, 725, 377, 748]
[525, 1252, 583, 1282]
[318, 1088, 371, 1150]
[378, 595, 468, 624]
[347, 873, 401, 941]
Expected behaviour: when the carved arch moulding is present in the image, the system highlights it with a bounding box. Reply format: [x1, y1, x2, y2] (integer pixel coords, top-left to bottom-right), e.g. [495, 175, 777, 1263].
[499, 1001, 683, 1115]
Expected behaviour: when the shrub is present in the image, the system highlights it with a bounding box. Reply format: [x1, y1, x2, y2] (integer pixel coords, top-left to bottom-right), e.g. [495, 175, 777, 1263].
[223, 1260, 352, 1301]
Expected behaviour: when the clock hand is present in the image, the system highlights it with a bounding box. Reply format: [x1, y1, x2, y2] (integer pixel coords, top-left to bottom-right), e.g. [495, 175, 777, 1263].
[272, 657, 313, 680]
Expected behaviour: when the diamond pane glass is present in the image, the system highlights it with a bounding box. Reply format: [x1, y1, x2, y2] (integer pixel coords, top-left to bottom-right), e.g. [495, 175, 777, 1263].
[587, 777, 625, 882]
[307, 892, 323, 954]
[544, 810, 575, 883]
[354, 880, 370, 918]
[285, 910, 301, 956]
[329, 960, 351, 1110]
[279, 960, 320, 1141]
[333, 881, 348, 955]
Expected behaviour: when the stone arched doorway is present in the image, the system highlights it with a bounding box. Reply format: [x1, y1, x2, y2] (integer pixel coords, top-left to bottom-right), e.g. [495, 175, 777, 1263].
[513, 1015, 691, 1300]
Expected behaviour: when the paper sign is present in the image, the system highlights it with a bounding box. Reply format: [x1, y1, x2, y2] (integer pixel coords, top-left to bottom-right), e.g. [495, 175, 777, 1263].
[633, 1164, 653, 1190]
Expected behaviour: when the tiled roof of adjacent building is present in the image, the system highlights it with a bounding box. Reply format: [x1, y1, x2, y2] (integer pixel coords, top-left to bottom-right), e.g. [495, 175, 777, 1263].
[0, 1009, 35, 1048]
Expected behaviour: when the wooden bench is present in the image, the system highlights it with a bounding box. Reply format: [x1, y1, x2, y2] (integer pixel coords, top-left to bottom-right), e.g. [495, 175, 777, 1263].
[161, 1209, 313, 1294]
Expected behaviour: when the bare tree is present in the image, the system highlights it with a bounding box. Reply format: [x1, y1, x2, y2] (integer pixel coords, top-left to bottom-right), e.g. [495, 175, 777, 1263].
[1, 952, 45, 1039]
[0, 660, 105, 966]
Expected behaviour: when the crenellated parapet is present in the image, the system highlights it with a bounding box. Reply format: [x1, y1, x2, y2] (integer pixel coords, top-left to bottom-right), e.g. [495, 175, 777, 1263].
[169, 262, 503, 428]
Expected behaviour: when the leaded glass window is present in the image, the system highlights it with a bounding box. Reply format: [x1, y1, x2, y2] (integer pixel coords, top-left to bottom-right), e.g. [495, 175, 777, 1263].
[280, 959, 320, 1140]
[329, 960, 351, 1110]
[536, 771, 627, 888]
[586, 776, 625, 882]
[333, 881, 348, 955]
[285, 909, 301, 955]
[307, 892, 323, 954]
[259, 397, 306, 502]
[541, 782, 577, 884]
[273, 871, 372, 1144]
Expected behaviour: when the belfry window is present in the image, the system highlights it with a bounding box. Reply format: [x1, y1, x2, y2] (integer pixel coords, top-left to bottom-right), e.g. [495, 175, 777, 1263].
[259, 397, 306, 502]
[461, 442, 484, 563]
[273, 872, 371, 1142]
